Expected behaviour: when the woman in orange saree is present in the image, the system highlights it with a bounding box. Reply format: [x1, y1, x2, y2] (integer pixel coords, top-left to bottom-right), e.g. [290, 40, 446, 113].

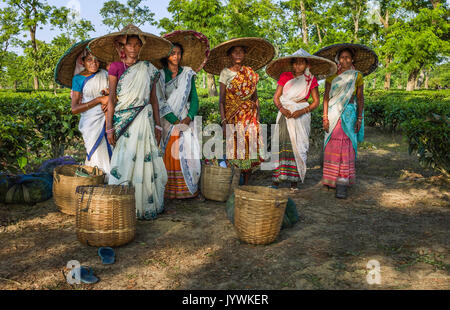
[219, 46, 263, 185]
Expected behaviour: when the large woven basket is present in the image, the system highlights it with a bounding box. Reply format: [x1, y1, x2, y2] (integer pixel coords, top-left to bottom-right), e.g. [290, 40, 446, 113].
[234, 186, 288, 245]
[53, 165, 105, 215]
[75, 185, 136, 247]
[200, 165, 240, 202]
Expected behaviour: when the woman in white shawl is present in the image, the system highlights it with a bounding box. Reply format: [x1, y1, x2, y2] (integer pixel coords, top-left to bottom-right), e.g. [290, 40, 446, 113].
[104, 35, 168, 220]
[70, 51, 111, 180]
[271, 51, 320, 191]
[158, 43, 201, 199]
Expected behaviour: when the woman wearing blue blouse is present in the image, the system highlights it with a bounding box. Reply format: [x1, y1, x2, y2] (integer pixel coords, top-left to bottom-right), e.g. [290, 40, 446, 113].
[71, 51, 112, 180]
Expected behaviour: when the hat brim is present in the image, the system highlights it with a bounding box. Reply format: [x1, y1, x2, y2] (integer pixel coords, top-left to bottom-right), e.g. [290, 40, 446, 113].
[266, 55, 337, 81]
[54, 40, 92, 89]
[88, 26, 173, 67]
[204, 37, 275, 75]
[157, 30, 210, 72]
[313, 43, 378, 76]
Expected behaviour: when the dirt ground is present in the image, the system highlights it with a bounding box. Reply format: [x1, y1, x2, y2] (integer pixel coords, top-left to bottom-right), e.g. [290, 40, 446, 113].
[0, 127, 449, 290]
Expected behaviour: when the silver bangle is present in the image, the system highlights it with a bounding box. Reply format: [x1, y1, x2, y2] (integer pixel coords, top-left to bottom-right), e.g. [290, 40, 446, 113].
[155, 125, 163, 132]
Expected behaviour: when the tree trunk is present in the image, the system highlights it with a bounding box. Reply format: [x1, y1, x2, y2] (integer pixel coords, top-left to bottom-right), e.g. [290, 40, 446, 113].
[372, 77, 376, 89]
[30, 27, 39, 90]
[202, 73, 206, 89]
[384, 57, 392, 90]
[207, 73, 218, 97]
[416, 69, 425, 90]
[424, 71, 429, 89]
[300, 1, 308, 45]
[13, 80, 17, 91]
[406, 69, 420, 91]
[315, 23, 322, 43]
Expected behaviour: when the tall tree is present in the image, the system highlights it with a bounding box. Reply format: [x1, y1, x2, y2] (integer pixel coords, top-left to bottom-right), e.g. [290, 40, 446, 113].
[100, 0, 156, 31]
[3, 0, 71, 90]
[385, 4, 449, 90]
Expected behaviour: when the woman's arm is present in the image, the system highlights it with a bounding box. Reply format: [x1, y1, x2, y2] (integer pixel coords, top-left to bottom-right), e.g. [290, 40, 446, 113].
[292, 87, 320, 119]
[219, 82, 226, 124]
[151, 79, 162, 145]
[355, 84, 364, 133]
[70, 91, 106, 115]
[323, 82, 331, 133]
[251, 89, 260, 120]
[106, 74, 118, 146]
[273, 85, 291, 118]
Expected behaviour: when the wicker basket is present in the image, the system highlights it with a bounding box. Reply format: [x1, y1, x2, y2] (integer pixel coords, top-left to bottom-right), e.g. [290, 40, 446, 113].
[75, 185, 136, 247]
[201, 165, 240, 202]
[53, 165, 105, 215]
[234, 186, 288, 245]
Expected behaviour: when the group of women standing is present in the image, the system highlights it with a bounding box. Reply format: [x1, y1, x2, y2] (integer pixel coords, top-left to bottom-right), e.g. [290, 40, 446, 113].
[54, 24, 378, 220]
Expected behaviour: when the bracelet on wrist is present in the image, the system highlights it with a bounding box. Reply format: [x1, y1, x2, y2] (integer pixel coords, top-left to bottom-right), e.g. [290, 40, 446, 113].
[155, 125, 163, 132]
[106, 128, 115, 134]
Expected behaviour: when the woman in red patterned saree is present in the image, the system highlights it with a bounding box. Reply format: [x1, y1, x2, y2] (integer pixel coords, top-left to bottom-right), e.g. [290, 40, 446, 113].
[218, 46, 263, 185]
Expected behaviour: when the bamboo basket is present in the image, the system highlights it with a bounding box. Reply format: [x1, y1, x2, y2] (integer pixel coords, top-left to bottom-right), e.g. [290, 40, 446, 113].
[53, 165, 105, 215]
[234, 186, 288, 245]
[75, 185, 136, 247]
[200, 165, 240, 202]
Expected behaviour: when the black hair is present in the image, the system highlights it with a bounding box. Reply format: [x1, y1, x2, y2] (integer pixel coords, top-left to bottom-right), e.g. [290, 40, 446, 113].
[337, 48, 355, 60]
[161, 43, 184, 68]
[81, 52, 96, 62]
[226, 45, 247, 56]
[126, 35, 143, 45]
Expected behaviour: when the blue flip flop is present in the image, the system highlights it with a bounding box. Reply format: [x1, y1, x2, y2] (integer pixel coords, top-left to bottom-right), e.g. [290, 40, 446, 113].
[69, 266, 99, 284]
[98, 247, 115, 265]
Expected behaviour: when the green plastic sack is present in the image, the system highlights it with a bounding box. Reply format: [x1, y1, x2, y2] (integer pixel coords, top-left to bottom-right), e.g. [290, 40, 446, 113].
[226, 193, 299, 229]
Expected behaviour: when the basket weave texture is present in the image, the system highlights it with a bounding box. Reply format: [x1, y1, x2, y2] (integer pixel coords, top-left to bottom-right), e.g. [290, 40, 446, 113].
[53, 165, 105, 215]
[234, 186, 288, 245]
[313, 43, 378, 76]
[75, 185, 136, 247]
[200, 165, 240, 202]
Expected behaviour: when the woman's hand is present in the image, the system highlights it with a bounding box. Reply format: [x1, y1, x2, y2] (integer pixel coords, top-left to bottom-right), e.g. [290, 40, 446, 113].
[99, 96, 109, 112]
[107, 131, 116, 146]
[280, 107, 292, 118]
[180, 116, 191, 126]
[291, 107, 309, 119]
[155, 128, 162, 145]
[355, 118, 362, 133]
[323, 117, 330, 133]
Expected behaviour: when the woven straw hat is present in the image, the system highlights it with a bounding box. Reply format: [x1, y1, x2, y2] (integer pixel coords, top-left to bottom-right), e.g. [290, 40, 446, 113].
[156, 30, 210, 72]
[54, 39, 105, 88]
[88, 24, 173, 65]
[204, 37, 275, 75]
[266, 48, 337, 81]
[313, 43, 378, 76]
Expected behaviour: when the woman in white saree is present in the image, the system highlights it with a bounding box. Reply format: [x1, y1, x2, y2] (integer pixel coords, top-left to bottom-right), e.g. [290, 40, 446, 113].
[266, 49, 337, 190]
[70, 51, 111, 180]
[104, 34, 168, 220]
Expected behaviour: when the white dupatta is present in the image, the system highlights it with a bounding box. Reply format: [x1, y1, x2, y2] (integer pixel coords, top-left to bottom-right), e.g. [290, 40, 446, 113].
[158, 66, 201, 195]
[275, 68, 314, 182]
[325, 70, 358, 146]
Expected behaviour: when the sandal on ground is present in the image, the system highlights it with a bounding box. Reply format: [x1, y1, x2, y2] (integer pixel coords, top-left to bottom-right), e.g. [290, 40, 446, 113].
[69, 266, 99, 284]
[335, 184, 348, 199]
[98, 247, 115, 265]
